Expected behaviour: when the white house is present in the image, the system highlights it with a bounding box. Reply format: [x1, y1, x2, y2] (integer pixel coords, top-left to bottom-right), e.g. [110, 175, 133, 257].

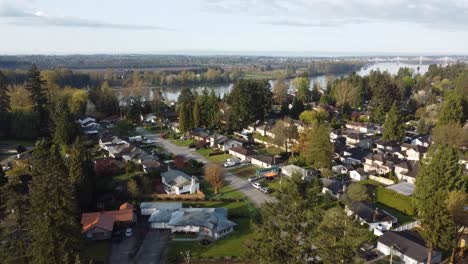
[377, 231, 442, 264]
[411, 135, 431, 148]
[363, 153, 399, 175]
[161, 170, 199, 195]
[349, 168, 368, 181]
[250, 154, 282, 168]
[394, 160, 420, 184]
[141, 202, 236, 240]
[281, 165, 310, 180]
[345, 121, 377, 135]
[228, 147, 254, 161]
[346, 202, 397, 233]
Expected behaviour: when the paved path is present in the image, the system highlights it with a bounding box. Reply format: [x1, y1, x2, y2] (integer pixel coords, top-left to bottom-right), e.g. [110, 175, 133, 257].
[134, 230, 171, 264]
[135, 127, 277, 207]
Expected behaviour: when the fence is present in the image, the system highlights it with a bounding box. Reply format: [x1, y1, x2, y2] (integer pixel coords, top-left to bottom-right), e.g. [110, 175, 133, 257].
[142, 192, 205, 201]
[393, 220, 421, 231]
[369, 175, 395, 186]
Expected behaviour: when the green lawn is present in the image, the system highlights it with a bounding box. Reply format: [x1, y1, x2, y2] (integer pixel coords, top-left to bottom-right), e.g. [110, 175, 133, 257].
[196, 148, 232, 164]
[167, 217, 254, 261]
[84, 240, 111, 263]
[0, 138, 36, 146]
[170, 139, 196, 147]
[229, 165, 258, 179]
[374, 202, 415, 224]
[358, 179, 384, 186]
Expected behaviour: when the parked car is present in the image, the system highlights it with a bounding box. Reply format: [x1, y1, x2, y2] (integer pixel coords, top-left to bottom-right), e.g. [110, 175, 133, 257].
[260, 186, 271, 194]
[224, 160, 236, 168]
[125, 228, 133, 237]
[251, 182, 261, 189]
[248, 175, 264, 182]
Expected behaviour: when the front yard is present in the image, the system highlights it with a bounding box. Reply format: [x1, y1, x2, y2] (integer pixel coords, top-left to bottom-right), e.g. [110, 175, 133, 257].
[195, 148, 232, 164]
[170, 139, 196, 147]
[228, 165, 258, 179]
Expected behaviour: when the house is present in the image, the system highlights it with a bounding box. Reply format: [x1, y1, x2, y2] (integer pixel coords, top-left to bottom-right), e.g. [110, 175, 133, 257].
[255, 125, 275, 138]
[349, 168, 369, 181]
[394, 160, 420, 184]
[377, 231, 442, 264]
[374, 140, 401, 153]
[143, 113, 157, 124]
[363, 153, 400, 175]
[281, 165, 311, 180]
[321, 178, 345, 199]
[191, 130, 210, 143]
[161, 169, 199, 195]
[209, 134, 227, 149]
[345, 121, 377, 134]
[342, 130, 373, 149]
[401, 144, 428, 161]
[341, 146, 368, 165]
[141, 160, 163, 173]
[77, 116, 96, 126]
[330, 129, 342, 142]
[81, 203, 136, 240]
[411, 135, 431, 147]
[141, 202, 236, 240]
[332, 164, 353, 175]
[228, 147, 254, 161]
[170, 122, 180, 133]
[346, 202, 397, 233]
[250, 154, 283, 168]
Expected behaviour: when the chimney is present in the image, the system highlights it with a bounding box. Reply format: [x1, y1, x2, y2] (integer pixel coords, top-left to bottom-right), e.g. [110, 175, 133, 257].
[373, 208, 380, 222]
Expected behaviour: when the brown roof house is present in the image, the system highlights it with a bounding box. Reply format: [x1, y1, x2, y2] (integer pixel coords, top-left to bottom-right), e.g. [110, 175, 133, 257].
[81, 203, 136, 240]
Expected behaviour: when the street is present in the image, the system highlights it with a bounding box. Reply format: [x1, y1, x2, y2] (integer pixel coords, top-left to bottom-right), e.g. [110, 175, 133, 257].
[136, 127, 277, 207]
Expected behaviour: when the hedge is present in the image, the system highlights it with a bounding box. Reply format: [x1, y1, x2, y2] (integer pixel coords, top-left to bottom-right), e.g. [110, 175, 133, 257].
[376, 187, 416, 216]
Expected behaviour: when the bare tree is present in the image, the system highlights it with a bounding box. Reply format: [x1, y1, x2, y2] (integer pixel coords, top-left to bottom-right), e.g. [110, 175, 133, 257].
[204, 163, 224, 194]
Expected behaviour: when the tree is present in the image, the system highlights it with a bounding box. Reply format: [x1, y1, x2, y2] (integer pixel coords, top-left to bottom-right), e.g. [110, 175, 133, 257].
[311, 82, 321, 102]
[332, 80, 357, 115]
[289, 98, 304, 119]
[438, 92, 465, 126]
[193, 100, 200, 128]
[24, 64, 49, 134]
[299, 122, 333, 171]
[0, 166, 6, 187]
[178, 88, 195, 133]
[299, 109, 328, 124]
[204, 163, 224, 194]
[127, 178, 140, 201]
[432, 123, 468, 148]
[0, 70, 10, 113]
[346, 183, 369, 202]
[446, 191, 468, 263]
[416, 118, 431, 135]
[247, 173, 324, 264]
[270, 118, 298, 152]
[414, 145, 466, 263]
[272, 78, 288, 105]
[53, 98, 78, 145]
[314, 207, 369, 264]
[68, 139, 94, 210]
[292, 77, 310, 103]
[382, 102, 404, 142]
[29, 141, 83, 263]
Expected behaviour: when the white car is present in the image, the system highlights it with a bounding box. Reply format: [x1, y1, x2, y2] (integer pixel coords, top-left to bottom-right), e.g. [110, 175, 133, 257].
[224, 161, 236, 168]
[251, 182, 261, 189]
[125, 228, 133, 237]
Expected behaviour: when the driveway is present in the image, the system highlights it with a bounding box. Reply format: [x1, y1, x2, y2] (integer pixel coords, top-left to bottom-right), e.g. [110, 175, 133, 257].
[108, 235, 137, 264]
[134, 230, 171, 264]
[135, 127, 277, 207]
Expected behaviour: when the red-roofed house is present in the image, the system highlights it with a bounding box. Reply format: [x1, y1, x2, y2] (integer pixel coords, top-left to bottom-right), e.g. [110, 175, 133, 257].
[81, 203, 136, 240]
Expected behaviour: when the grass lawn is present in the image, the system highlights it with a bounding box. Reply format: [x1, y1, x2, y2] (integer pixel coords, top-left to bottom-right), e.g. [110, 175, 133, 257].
[113, 172, 137, 182]
[0, 138, 36, 146]
[170, 139, 196, 147]
[229, 165, 258, 179]
[264, 179, 284, 197]
[196, 148, 232, 164]
[167, 217, 254, 260]
[374, 202, 415, 224]
[358, 179, 384, 186]
[84, 240, 111, 263]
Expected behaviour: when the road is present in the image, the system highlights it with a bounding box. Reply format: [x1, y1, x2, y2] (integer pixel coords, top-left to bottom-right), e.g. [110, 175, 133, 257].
[136, 127, 277, 207]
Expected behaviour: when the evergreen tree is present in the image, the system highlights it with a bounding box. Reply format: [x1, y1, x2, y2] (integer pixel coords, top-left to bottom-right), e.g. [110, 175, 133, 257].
[177, 88, 195, 133]
[314, 207, 369, 264]
[247, 173, 324, 264]
[193, 100, 200, 128]
[207, 89, 219, 129]
[53, 99, 78, 145]
[68, 138, 94, 210]
[289, 98, 304, 119]
[382, 102, 404, 142]
[25, 64, 49, 134]
[311, 82, 322, 102]
[414, 145, 467, 263]
[0, 70, 10, 113]
[29, 141, 83, 263]
[0, 166, 7, 187]
[438, 92, 465, 126]
[299, 122, 333, 171]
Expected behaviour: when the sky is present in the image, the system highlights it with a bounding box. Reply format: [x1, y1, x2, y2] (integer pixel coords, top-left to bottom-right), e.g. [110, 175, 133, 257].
[1, 0, 468, 55]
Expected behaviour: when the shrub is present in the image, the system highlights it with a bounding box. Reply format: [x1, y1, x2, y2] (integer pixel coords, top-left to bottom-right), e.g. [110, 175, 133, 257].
[376, 187, 416, 216]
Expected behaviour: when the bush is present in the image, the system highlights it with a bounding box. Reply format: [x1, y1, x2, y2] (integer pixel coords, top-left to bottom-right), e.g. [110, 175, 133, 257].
[376, 187, 416, 216]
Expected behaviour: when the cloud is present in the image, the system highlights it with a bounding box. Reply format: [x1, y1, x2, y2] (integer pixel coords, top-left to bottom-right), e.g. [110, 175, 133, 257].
[203, 0, 468, 31]
[0, 0, 169, 30]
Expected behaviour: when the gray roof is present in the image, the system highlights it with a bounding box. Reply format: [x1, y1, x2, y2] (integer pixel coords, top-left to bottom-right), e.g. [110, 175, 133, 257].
[140, 202, 182, 211]
[162, 170, 194, 187]
[378, 231, 440, 262]
[386, 182, 415, 196]
[349, 202, 396, 223]
[148, 207, 236, 232]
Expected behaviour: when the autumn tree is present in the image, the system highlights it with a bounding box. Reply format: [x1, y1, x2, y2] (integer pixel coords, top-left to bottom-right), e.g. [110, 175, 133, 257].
[292, 77, 310, 103]
[299, 109, 328, 124]
[332, 80, 357, 115]
[204, 163, 224, 194]
[432, 123, 468, 148]
[299, 122, 333, 171]
[446, 191, 468, 263]
[270, 118, 298, 152]
[346, 183, 370, 202]
[272, 78, 288, 105]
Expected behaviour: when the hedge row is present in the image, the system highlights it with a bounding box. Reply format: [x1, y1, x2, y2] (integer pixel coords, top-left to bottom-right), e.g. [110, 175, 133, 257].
[376, 187, 416, 216]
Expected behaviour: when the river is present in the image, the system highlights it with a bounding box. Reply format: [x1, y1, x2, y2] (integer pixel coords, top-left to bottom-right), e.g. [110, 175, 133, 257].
[119, 62, 432, 102]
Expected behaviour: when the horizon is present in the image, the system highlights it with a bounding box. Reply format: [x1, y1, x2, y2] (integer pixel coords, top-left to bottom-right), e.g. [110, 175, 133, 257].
[1, 0, 468, 54]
